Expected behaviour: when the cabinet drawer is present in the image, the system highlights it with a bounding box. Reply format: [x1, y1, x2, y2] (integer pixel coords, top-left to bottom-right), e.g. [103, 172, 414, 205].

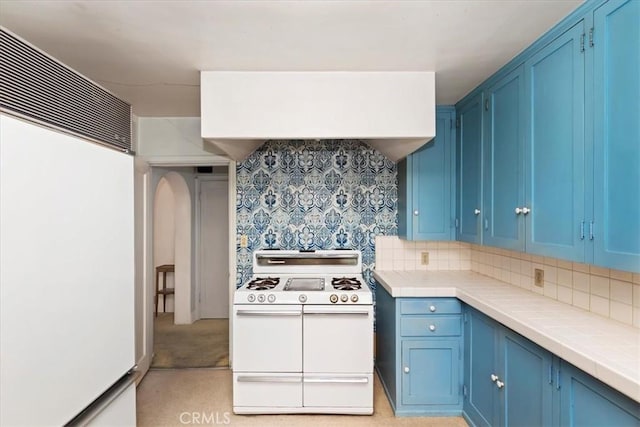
[400, 298, 461, 315]
[401, 315, 461, 337]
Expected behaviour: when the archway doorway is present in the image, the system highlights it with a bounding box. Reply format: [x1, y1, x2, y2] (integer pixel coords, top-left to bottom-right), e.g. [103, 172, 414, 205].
[153, 173, 191, 324]
[150, 168, 230, 369]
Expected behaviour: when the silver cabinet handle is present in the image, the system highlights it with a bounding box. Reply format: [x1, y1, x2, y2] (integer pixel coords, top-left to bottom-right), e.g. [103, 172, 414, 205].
[304, 377, 369, 384]
[491, 374, 499, 382]
[474, 209, 481, 215]
[429, 305, 436, 312]
[237, 376, 301, 383]
[414, 210, 419, 216]
[522, 207, 531, 215]
[236, 310, 301, 316]
[267, 260, 286, 264]
[515, 207, 523, 215]
[429, 324, 436, 332]
[404, 367, 410, 374]
[496, 380, 505, 389]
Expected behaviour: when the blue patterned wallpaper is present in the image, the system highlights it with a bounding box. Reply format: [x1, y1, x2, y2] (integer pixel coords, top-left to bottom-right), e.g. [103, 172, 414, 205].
[236, 140, 398, 291]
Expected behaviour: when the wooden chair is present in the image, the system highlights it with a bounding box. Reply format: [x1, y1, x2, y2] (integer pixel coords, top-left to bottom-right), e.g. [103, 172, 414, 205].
[155, 264, 175, 317]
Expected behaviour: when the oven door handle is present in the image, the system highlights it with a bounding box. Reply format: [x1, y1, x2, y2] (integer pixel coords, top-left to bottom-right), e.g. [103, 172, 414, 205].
[304, 377, 369, 384]
[237, 376, 302, 383]
[304, 309, 370, 316]
[236, 310, 302, 316]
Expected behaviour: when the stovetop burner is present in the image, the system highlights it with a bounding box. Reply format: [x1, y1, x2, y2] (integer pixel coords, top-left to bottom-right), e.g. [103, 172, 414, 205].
[247, 277, 280, 290]
[331, 277, 362, 291]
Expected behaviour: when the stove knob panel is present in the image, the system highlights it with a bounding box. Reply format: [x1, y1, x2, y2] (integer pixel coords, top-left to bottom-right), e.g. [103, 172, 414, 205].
[340, 294, 348, 302]
[247, 294, 256, 302]
[299, 294, 307, 303]
[329, 294, 338, 303]
[268, 294, 276, 303]
[257, 294, 266, 303]
[351, 294, 359, 303]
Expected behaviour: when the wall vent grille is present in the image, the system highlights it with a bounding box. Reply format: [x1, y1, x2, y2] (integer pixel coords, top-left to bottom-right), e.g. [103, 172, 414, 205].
[0, 28, 131, 151]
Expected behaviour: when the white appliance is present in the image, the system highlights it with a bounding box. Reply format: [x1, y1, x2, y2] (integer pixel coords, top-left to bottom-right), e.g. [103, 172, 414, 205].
[232, 249, 374, 414]
[0, 113, 136, 426]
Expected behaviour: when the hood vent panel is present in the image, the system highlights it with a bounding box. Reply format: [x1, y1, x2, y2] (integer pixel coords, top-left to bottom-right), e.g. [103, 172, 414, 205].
[201, 71, 435, 162]
[0, 28, 131, 152]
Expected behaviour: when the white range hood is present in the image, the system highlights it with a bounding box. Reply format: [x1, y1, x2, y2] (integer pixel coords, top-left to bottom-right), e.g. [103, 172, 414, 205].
[200, 71, 435, 162]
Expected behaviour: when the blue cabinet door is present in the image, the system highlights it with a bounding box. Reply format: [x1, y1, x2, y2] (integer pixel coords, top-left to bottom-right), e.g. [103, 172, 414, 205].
[401, 339, 460, 406]
[456, 92, 483, 244]
[398, 107, 455, 240]
[591, 0, 640, 272]
[500, 330, 554, 427]
[559, 361, 640, 426]
[524, 21, 586, 261]
[483, 66, 526, 251]
[463, 307, 498, 427]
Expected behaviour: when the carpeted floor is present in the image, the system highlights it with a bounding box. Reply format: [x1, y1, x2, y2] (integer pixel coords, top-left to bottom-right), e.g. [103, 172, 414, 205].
[152, 313, 229, 369]
[137, 368, 469, 427]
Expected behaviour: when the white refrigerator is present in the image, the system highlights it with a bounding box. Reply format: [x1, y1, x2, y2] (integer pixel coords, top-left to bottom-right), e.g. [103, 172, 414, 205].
[0, 113, 137, 426]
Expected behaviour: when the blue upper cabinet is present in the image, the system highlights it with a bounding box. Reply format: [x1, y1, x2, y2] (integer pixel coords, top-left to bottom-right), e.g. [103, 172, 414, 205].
[524, 21, 587, 261]
[455, 0, 639, 272]
[482, 66, 526, 251]
[591, 0, 640, 272]
[398, 107, 455, 241]
[456, 93, 483, 244]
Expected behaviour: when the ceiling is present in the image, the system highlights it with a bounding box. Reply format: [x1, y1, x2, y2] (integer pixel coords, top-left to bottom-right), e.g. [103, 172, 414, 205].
[0, 0, 582, 117]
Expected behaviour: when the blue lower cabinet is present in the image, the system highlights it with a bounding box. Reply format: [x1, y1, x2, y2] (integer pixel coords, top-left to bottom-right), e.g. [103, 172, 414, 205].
[378, 293, 640, 422]
[464, 307, 500, 426]
[375, 284, 463, 416]
[401, 339, 461, 406]
[463, 306, 556, 427]
[500, 330, 555, 427]
[559, 361, 640, 426]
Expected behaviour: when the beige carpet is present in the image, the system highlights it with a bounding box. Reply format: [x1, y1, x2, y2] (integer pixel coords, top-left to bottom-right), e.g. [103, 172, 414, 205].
[137, 368, 468, 427]
[152, 313, 229, 369]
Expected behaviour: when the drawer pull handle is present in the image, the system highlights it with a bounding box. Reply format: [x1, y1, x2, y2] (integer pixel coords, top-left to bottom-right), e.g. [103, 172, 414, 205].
[404, 366, 410, 374]
[496, 380, 505, 389]
[491, 374, 499, 382]
[429, 305, 436, 312]
[429, 324, 436, 332]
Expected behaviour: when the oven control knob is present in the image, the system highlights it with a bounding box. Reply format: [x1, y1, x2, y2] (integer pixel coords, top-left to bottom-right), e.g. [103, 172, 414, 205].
[340, 294, 348, 303]
[268, 294, 276, 303]
[351, 294, 359, 303]
[247, 294, 255, 302]
[330, 294, 338, 303]
[257, 294, 266, 303]
[298, 294, 307, 303]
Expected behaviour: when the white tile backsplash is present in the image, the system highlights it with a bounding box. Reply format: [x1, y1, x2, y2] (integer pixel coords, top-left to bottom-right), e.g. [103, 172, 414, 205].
[374, 236, 638, 327]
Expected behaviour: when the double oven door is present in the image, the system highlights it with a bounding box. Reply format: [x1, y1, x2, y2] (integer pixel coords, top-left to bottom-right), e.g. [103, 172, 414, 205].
[233, 303, 373, 411]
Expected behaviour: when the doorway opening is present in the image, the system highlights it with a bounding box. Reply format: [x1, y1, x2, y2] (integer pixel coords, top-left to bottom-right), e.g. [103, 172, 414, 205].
[151, 167, 230, 369]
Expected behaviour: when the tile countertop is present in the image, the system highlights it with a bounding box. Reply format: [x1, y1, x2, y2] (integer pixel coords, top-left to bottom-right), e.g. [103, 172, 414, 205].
[373, 270, 640, 404]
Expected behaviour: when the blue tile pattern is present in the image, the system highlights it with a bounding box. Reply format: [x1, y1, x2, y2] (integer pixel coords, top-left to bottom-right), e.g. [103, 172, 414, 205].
[236, 140, 398, 293]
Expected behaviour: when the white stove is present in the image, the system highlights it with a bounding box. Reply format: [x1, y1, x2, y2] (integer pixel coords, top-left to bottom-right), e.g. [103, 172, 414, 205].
[232, 249, 374, 415]
[234, 250, 373, 305]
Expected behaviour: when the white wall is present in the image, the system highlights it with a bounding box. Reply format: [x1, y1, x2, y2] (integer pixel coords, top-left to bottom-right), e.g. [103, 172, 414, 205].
[153, 178, 176, 313]
[137, 117, 229, 166]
